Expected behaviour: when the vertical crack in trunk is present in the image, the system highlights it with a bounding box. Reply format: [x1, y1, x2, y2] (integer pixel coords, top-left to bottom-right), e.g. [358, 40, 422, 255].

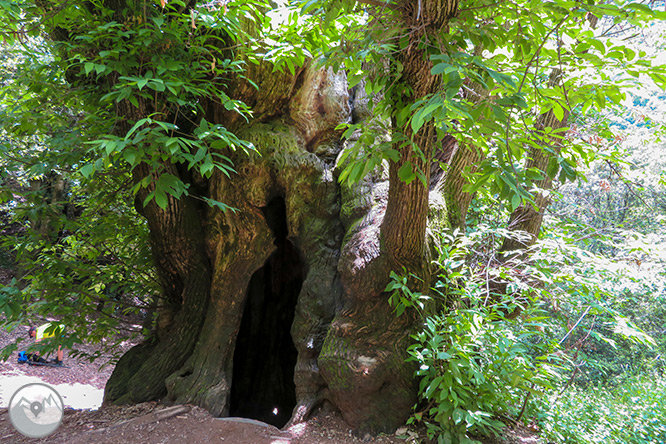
[229, 197, 303, 428]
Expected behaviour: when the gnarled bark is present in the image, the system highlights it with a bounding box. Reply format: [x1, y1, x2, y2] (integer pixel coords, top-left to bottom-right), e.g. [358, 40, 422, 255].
[105, 163, 212, 403]
[106, 67, 350, 429]
[92, 0, 460, 435]
[318, 0, 460, 434]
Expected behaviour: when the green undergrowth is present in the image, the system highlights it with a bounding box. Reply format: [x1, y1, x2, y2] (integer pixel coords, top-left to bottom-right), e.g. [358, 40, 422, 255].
[389, 215, 665, 444]
[388, 228, 565, 444]
[538, 373, 666, 444]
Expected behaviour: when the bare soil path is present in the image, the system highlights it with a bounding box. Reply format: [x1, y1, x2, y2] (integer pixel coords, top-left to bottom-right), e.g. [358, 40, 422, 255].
[0, 323, 129, 409]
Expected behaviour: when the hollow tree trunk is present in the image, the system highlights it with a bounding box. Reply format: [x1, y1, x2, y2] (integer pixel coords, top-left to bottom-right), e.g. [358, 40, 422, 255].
[105, 66, 350, 428]
[96, 0, 457, 436]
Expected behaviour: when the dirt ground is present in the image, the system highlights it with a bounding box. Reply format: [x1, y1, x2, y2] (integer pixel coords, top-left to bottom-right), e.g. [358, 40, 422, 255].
[0, 402, 544, 444]
[0, 325, 543, 444]
[0, 402, 427, 444]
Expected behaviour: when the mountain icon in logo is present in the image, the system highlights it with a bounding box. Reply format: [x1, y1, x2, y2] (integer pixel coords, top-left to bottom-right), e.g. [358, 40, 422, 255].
[9, 383, 64, 438]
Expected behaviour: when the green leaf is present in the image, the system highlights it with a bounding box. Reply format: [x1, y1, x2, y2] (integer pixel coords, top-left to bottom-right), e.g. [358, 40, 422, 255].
[552, 102, 565, 122]
[490, 105, 506, 121]
[397, 162, 416, 184]
[79, 164, 94, 178]
[588, 38, 606, 54]
[201, 197, 238, 213]
[510, 193, 521, 211]
[125, 118, 150, 140]
[200, 160, 215, 177]
[486, 69, 516, 88]
[153, 192, 168, 209]
[431, 63, 452, 76]
[104, 140, 117, 156]
[384, 149, 401, 162]
[123, 149, 138, 166]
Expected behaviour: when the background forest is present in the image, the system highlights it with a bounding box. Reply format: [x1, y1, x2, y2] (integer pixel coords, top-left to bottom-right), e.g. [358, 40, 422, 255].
[1, 1, 666, 443]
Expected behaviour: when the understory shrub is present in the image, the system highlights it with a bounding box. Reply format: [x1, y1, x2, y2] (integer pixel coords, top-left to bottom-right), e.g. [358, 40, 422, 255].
[406, 303, 561, 444]
[538, 373, 666, 444]
[389, 229, 564, 444]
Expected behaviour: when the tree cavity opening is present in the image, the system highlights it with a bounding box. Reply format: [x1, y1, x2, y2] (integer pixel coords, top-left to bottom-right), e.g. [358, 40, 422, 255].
[229, 197, 302, 428]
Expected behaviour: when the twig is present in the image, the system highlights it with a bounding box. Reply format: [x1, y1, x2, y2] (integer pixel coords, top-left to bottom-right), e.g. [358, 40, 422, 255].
[559, 305, 591, 345]
[517, 14, 571, 95]
[605, 160, 653, 210]
[483, 252, 494, 306]
[556, 30, 571, 112]
[516, 383, 534, 423]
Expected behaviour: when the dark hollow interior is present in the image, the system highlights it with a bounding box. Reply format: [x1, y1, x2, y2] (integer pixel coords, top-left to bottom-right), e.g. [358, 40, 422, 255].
[229, 197, 303, 428]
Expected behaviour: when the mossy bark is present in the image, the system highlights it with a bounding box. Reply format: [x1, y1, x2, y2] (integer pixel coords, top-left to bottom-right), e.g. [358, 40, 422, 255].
[317, 0, 460, 434]
[42, 0, 463, 435]
[106, 67, 349, 425]
[99, 3, 461, 432]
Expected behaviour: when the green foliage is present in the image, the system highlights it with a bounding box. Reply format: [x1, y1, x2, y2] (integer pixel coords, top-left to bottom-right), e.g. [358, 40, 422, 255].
[398, 170, 666, 443]
[60, 0, 262, 206]
[387, 270, 428, 317]
[530, 234, 662, 381]
[307, 0, 666, 214]
[0, 0, 271, 211]
[407, 303, 560, 444]
[529, 98, 666, 441]
[0, 34, 157, 357]
[0, 37, 157, 361]
[0, 171, 158, 361]
[539, 374, 666, 443]
[540, 75, 666, 384]
[0, 0, 278, 359]
[388, 229, 563, 444]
